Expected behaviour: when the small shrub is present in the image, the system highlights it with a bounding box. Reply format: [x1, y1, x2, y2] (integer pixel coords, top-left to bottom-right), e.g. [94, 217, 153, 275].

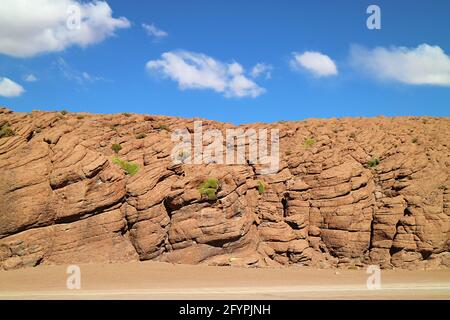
[412, 138, 418, 144]
[177, 150, 189, 163]
[0, 125, 14, 138]
[285, 150, 292, 156]
[111, 143, 122, 153]
[257, 181, 265, 195]
[77, 115, 85, 120]
[122, 112, 131, 117]
[136, 133, 147, 139]
[60, 110, 68, 115]
[349, 132, 356, 139]
[157, 124, 170, 132]
[198, 178, 219, 201]
[367, 157, 380, 168]
[112, 156, 139, 176]
[304, 138, 316, 148]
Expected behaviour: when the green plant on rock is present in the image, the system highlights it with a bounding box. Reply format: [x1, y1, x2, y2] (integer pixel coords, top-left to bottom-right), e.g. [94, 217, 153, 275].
[60, 110, 68, 115]
[77, 115, 85, 120]
[198, 178, 219, 201]
[136, 133, 147, 139]
[257, 180, 265, 195]
[177, 150, 189, 163]
[157, 124, 170, 132]
[112, 156, 139, 176]
[0, 125, 14, 138]
[122, 112, 131, 117]
[367, 157, 380, 168]
[111, 143, 122, 153]
[304, 137, 316, 148]
[0, 124, 14, 137]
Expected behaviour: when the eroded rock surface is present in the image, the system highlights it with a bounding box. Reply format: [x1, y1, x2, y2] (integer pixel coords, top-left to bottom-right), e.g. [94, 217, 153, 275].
[1, 107, 449, 270]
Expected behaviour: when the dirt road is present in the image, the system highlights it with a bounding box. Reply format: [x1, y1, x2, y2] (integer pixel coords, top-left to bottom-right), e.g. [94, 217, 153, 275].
[1, 261, 449, 299]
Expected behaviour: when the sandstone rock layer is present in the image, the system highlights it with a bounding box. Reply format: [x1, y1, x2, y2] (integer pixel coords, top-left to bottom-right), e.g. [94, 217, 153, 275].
[1, 108, 449, 270]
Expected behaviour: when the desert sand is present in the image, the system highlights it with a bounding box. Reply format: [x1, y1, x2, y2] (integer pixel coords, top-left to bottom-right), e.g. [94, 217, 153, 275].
[0, 261, 449, 300]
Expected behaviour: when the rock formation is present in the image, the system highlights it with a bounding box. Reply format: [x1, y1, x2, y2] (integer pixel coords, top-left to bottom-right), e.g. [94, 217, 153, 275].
[0, 107, 449, 270]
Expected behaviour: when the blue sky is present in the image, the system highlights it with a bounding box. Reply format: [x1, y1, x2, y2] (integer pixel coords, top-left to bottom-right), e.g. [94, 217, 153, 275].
[0, 0, 449, 124]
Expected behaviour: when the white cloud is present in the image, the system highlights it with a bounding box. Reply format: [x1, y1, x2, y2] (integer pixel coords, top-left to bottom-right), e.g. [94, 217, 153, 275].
[146, 51, 265, 98]
[142, 23, 168, 40]
[251, 63, 273, 79]
[55, 57, 106, 85]
[0, 77, 25, 97]
[350, 44, 450, 86]
[0, 0, 130, 58]
[24, 74, 38, 82]
[290, 51, 338, 77]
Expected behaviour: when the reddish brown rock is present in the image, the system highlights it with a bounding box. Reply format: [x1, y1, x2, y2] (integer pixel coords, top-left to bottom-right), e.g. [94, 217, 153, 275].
[0, 109, 449, 270]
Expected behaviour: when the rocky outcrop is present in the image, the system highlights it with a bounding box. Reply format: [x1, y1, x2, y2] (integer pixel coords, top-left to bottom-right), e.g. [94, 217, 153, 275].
[0, 107, 449, 270]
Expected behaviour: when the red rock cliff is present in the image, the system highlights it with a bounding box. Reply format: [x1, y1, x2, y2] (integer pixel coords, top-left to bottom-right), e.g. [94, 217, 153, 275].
[0, 107, 449, 270]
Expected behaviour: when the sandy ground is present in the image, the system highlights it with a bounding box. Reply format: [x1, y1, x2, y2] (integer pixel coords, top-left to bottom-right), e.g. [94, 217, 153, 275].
[0, 261, 449, 300]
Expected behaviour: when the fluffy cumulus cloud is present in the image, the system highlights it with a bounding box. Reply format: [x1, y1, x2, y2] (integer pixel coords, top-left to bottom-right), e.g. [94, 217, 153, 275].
[146, 51, 265, 98]
[142, 23, 168, 40]
[251, 63, 273, 79]
[0, 77, 25, 97]
[290, 51, 338, 77]
[0, 0, 130, 58]
[350, 44, 450, 86]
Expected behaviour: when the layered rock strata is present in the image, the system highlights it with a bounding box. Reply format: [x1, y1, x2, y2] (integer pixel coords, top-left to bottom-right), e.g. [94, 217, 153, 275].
[1, 107, 449, 270]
